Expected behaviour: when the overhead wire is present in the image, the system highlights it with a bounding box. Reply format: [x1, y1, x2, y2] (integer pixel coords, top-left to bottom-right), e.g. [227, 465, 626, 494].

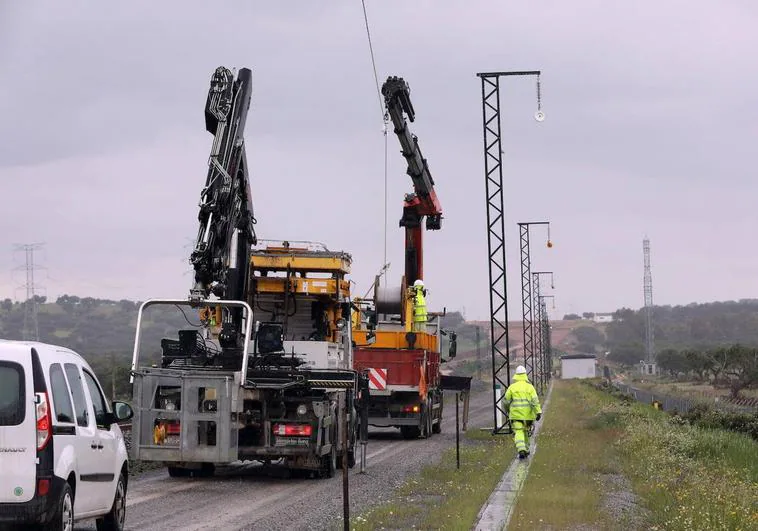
[360, 0, 390, 284]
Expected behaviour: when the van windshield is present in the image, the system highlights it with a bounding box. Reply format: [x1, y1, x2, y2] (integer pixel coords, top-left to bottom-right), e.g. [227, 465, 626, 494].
[0, 362, 24, 426]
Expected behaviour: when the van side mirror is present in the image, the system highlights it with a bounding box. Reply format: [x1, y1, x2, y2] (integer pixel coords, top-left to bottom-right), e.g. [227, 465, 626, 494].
[112, 401, 134, 423]
[448, 332, 457, 359]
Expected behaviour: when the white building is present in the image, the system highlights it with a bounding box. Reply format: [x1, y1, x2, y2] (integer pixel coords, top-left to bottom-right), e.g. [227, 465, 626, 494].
[560, 354, 597, 379]
[592, 313, 614, 323]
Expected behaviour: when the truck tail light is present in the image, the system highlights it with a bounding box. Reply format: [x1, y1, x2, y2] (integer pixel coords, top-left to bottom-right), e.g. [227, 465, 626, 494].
[402, 405, 420, 414]
[273, 423, 313, 437]
[35, 392, 52, 451]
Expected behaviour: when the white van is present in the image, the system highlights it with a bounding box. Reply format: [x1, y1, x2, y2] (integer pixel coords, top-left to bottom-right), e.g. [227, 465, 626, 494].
[0, 340, 133, 530]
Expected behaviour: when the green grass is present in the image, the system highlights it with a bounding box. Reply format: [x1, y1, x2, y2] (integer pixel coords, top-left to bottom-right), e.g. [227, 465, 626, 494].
[511, 380, 758, 530]
[351, 430, 514, 530]
[508, 380, 622, 530]
[616, 400, 758, 530]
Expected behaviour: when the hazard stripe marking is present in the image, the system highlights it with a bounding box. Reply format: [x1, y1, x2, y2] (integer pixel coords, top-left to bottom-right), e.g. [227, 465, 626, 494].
[368, 368, 387, 390]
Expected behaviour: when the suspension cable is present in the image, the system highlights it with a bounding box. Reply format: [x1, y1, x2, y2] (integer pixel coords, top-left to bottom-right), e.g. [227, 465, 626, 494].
[361, 0, 390, 277]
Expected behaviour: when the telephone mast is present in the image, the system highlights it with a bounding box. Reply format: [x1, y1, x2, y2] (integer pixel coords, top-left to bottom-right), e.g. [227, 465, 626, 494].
[14, 243, 45, 341]
[641, 237, 656, 375]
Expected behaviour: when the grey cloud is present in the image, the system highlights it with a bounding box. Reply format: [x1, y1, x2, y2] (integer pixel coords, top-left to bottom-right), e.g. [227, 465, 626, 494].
[1, 1, 757, 321]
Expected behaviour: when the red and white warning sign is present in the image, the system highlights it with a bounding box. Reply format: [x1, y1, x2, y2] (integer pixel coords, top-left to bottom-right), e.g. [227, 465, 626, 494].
[367, 368, 387, 390]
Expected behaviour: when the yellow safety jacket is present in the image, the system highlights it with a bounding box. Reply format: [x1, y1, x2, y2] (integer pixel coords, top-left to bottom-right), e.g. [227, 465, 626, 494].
[503, 373, 541, 421]
[412, 286, 427, 323]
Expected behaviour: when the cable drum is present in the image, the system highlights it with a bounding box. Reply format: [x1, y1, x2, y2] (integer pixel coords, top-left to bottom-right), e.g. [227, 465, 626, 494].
[375, 283, 403, 315]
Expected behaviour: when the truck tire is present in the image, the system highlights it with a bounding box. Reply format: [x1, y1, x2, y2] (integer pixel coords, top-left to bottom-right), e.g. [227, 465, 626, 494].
[167, 466, 189, 478]
[320, 443, 337, 478]
[400, 426, 421, 439]
[432, 398, 442, 434]
[420, 399, 432, 439]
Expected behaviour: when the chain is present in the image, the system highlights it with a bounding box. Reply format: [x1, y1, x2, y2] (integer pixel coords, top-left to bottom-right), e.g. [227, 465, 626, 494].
[536, 74, 542, 111]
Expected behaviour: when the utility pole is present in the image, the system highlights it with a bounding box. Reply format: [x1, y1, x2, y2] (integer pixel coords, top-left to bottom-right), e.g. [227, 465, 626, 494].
[477, 69, 544, 435]
[14, 243, 45, 341]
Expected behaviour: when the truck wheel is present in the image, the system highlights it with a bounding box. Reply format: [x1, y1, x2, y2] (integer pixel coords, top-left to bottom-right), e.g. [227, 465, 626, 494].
[167, 466, 189, 478]
[321, 444, 336, 478]
[433, 399, 443, 434]
[195, 463, 216, 477]
[420, 400, 432, 439]
[400, 426, 420, 439]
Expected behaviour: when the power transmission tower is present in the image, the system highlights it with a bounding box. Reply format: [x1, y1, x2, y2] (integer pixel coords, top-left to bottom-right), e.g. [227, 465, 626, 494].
[642, 237, 656, 375]
[14, 243, 45, 341]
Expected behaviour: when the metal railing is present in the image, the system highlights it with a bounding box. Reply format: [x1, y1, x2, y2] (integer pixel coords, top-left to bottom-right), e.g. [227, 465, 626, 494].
[612, 382, 757, 414]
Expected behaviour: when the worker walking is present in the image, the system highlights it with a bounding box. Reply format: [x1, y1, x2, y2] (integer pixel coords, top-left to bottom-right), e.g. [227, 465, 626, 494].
[503, 365, 542, 459]
[411, 279, 427, 332]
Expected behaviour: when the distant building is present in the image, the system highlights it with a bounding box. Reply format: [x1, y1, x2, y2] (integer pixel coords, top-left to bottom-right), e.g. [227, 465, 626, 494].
[639, 361, 657, 376]
[560, 354, 597, 379]
[592, 313, 614, 323]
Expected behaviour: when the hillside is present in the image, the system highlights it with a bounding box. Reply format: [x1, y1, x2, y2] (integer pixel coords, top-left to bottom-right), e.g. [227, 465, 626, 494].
[0, 295, 190, 398]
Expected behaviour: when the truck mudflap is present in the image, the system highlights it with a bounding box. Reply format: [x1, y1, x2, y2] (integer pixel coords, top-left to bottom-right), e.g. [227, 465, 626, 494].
[131, 368, 239, 463]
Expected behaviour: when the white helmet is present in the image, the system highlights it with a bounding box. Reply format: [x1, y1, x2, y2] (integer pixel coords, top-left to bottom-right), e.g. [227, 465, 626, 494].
[413, 279, 424, 288]
[515, 365, 527, 375]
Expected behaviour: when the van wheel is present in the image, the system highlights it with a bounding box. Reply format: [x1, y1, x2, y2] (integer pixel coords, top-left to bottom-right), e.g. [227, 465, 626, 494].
[49, 482, 74, 531]
[96, 473, 126, 531]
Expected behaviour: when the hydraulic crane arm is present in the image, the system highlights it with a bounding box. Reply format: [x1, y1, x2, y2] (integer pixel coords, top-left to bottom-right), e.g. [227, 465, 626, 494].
[382, 76, 443, 285]
[382, 76, 443, 230]
[189, 66, 257, 348]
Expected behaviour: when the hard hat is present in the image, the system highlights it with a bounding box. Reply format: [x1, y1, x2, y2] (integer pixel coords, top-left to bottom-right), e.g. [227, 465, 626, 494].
[413, 279, 424, 287]
[515, 365, 527, 375]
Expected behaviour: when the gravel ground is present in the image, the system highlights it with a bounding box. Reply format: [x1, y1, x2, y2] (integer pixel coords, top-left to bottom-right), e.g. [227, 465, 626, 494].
[75, 390, 493, 531]
[598, 472, 649, 529]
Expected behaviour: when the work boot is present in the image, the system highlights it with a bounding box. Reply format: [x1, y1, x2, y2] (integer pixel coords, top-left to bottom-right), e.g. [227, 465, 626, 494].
[518, 450, 527, 459]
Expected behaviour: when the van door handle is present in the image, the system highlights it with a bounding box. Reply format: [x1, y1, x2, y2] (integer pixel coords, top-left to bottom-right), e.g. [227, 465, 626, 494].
[91, 443, 98, 449]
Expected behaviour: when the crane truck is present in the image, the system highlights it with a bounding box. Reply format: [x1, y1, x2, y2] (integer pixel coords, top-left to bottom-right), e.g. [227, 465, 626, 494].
[128, 66, 366, 478]
[351, 76, 458, 439]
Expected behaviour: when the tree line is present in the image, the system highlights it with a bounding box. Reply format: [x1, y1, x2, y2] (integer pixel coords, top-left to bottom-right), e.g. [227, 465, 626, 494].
[566, 299, 758, 397]
[0, 295, 189, 399]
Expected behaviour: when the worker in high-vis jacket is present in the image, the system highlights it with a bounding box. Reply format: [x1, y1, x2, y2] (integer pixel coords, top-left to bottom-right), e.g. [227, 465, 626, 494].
[503, 365, 542, 459]
[411, 279, 427, 332]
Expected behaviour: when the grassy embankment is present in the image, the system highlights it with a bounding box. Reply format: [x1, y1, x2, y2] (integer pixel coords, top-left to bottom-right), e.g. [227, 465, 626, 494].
[351, 405, 516, 530]
[510, 379, 758, 531]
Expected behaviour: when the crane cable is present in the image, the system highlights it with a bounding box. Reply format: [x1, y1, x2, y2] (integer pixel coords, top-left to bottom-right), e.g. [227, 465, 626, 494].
[361, 0, 389, 280]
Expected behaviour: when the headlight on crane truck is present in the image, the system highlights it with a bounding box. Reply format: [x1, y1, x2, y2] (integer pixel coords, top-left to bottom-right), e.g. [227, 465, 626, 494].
[128, 66, 368, 479]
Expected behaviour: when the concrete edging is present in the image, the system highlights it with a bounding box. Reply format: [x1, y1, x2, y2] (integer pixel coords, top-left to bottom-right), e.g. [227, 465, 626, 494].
[472, 382, 555, 531]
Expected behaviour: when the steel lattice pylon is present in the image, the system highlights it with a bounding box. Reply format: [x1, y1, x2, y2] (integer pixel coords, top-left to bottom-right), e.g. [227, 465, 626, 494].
[532, 273, 543, 394]
[519, 224, 534, 385]
[540, 297, 552, 386]
[477, 70, 541, 435]
[643, 238, 655, 363]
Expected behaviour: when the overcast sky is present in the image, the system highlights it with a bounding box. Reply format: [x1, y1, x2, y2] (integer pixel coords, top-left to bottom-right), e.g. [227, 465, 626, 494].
[1, 1, 756, 322]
